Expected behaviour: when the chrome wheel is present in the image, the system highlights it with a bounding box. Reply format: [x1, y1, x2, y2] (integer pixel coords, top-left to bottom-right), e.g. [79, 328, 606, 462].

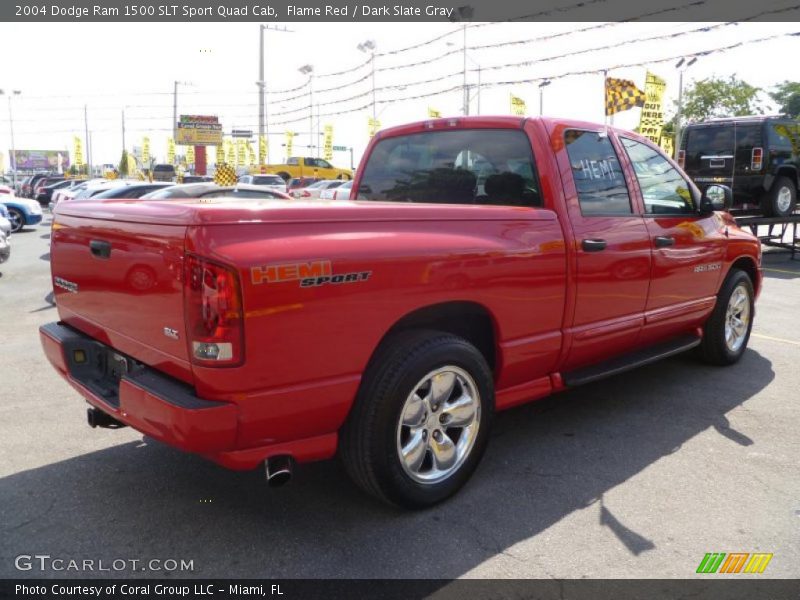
[776, 186, 792, 214]
[724, 284, 751, 353]
[396, 366, 481, 485]
[7, 208, 23, 233]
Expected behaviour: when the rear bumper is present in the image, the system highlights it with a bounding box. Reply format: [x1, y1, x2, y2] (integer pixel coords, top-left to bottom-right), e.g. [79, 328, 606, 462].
[40, 322, 238, 454]
[25, 213, 43, 226]
[39, 322, 339, 469]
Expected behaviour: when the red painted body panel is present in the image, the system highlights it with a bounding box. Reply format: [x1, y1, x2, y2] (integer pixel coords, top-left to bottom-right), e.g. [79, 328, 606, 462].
[43, 116, 762, 469]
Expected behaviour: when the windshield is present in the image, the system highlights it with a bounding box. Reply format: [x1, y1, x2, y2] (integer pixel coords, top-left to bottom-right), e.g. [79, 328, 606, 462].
[251, 176, 284, 185]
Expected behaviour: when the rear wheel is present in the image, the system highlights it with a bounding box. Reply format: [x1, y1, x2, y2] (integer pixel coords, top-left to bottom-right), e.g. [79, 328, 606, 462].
[699, 269, 754, 365]
[7, 208, 24, 233]
[340, 330, 493, 508]
[764, 176, 796, 217]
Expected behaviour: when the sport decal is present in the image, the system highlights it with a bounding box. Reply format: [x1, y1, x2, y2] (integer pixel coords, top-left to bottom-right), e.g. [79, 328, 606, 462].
[251, 260, 371, 288]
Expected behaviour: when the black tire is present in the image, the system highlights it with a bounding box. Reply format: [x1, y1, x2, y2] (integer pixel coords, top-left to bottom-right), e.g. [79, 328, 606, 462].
[699, 269, 754, 366]
[763, 176, 797, 217]
[7, 207, 24, 233]
[340, 330, 494, 508]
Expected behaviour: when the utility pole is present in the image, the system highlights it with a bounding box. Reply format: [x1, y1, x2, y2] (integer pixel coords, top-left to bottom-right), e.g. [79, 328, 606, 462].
[298, 64, 314, 154]
[462, 24, 468, 116]
[121, 108, 126, 153]
[0, 90, 21, 187]
[357, 40, 378, 123]
[538, 80, 551, 116]
[674, 57, 697, 154]
[173, 81, 178, 138]
[258, 25, 292, 165]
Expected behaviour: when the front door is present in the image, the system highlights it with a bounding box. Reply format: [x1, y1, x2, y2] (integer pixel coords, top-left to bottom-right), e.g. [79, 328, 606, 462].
[618, 136, 727, 343]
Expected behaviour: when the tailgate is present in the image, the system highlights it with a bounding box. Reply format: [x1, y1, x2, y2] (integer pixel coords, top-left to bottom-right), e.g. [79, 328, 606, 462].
[683, 125, 735, 186]
[51, 212, 191, 382]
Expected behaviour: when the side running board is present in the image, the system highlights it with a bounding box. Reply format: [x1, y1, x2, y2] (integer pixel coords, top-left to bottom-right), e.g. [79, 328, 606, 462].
[562, 334, 701, 387]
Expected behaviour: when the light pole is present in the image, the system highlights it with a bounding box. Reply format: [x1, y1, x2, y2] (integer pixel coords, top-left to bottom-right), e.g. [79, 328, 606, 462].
[447, 34, 481, 115]
[258, 25, 292, 165]
[0, 89, 21, 188]
[538, 80, 551, 116]
[173, 80, 194, 139]
[448, 5, 473, 116]
[674, 57, 698, 153]
[357, 40, 377, 123]
[298, 64, 314, 153]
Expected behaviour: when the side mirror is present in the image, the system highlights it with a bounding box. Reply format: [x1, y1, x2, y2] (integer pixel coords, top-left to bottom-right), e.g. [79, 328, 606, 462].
[699, 184, 732, 215]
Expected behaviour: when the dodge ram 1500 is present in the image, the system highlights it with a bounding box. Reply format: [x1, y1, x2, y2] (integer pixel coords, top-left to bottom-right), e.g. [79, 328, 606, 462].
[41, 116, 762, 508]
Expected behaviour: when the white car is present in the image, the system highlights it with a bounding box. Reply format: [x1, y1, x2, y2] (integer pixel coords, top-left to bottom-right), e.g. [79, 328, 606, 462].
[293, 179, 344, 199]
[238, 174, 288, 194]
[50, 179, 109, 210]
[70, 180, 135, 201]
[320, 179, 352, 200]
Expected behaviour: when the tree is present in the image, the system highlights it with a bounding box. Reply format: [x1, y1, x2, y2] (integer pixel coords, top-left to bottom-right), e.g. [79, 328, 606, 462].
[679, 75, 762, 122]
[118, 150, 129, 177]
[770, 81, 800, 118]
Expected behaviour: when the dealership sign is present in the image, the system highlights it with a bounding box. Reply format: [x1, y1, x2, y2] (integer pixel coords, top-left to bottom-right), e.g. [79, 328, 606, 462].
[175, 115, 223, 146]
[11, 149, 70, 171]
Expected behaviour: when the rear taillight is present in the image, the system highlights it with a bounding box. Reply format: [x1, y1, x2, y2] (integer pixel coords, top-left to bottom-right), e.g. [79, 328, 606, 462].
[677, 150, 686, 168]
[751, 147, 763, 171]
[184, 254, 244, 366]
[301, 190, 311, 197]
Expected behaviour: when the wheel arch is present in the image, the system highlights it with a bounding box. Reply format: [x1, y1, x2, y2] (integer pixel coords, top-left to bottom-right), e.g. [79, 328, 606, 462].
[774, 166, 798, 188]
[366, 301, 500, 377]
[728, 255, 760, 297]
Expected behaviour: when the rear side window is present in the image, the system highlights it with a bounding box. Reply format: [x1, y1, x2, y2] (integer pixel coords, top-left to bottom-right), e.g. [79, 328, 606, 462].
[564, 130, 632, 215]
[252, 176, 284, 185]
[621, 138, 695, 215]
[357, 129, 541, 207]
[768, 122, 800, 152]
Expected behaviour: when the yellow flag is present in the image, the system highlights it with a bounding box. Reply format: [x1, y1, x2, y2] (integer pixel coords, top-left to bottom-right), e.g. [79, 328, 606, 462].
[638, 72, 667, 144]
[247, 141, 256, 166]
[186, 145, 195, 165]
[166, 138, 176, 165]
[510, 94, 526, 116]
[323, 125, 333, 161]
[216, 144, 224, 165]
[73, 136, 84, 167]
[236, 139, 246, 167]
[428, 107, 441, 118]
[285, 131, 294, 157]
[126, 152, 137, 175]
[605, 77, 646, 116]
[259, 135, 267, 165]
[368, 117, 380, 138]
[225, 138, 235, 165]
[142, 137, 150, 163]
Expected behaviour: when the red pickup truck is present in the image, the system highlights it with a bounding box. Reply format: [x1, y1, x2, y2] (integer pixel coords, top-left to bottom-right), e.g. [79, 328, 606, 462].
[41, 117, 762, 508]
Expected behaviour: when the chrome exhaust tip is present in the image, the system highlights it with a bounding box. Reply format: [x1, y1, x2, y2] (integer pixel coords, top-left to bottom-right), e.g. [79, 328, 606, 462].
[265, 455, 293, 487]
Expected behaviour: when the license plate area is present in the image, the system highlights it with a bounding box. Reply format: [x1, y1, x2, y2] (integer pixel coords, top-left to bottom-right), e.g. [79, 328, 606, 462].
[709, 158, 726, 169]
[64, 340, 142, 408]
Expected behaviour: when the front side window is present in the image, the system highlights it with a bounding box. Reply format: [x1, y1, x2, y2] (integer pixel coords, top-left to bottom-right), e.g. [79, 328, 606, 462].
[621, 137, 695, 215]
[564, 130, 632, 215]
[357, 129, 541, 207]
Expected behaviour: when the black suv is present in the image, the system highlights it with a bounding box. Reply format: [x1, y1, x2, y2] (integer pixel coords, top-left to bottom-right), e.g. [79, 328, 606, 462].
[679, 116, 799, 216]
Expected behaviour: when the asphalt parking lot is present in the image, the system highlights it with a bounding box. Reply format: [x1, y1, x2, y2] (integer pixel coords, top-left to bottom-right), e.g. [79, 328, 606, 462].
[0, 216, 798, 580]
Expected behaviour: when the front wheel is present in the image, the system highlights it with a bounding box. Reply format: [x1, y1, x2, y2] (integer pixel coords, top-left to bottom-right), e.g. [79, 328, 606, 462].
[7, 208, 24, 233]
[699, 269, 754, 365]
[340, 330, 493, 508]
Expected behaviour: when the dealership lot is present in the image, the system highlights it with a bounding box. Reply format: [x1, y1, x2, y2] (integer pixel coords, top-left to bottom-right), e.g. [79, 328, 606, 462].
[0, 218, 798, 579]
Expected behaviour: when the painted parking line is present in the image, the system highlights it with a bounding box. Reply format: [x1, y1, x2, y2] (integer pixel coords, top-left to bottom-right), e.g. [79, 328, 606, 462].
[751, 333, 800, 347]
[762, 267, 800, 275]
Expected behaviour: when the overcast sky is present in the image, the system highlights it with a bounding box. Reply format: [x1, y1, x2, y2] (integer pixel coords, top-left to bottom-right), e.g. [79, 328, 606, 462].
[0, 17, 798, 169]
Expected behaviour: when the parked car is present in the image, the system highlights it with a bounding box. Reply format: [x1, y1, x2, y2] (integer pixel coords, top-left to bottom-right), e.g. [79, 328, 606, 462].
[151, 164, 177, 182]
[50, 179, 107, 210]
[69, 181, 133, 201]
[0, 203, 12, 236]
[181, 175, 213, 184]
[32, 176, 65, 202]
[287, 177, 322, 191]
[139, 182, 291, 200]
[22, 173, 53, 198]
[0, 186, 43, 232]
[90, 182, 174, 199]
[41, 116, 760, 508]
[36, 179, 73, 206]
[319, 179, 352, 200]
[0, 230, 9, 264]
[238, 174, 288, 194]
[291, 179, 342, 199]
[679, 115, 800, 216]
[263, 157, 352, 182]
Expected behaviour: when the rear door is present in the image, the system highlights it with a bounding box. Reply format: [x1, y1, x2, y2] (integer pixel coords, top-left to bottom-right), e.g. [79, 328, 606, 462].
[557, 128, 652, 369]
[683, 124, 735, 189]
[619, 136, 726, 343]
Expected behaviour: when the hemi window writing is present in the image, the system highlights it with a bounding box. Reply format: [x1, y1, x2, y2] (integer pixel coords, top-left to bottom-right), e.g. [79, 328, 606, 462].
[564, 130, 632, 215]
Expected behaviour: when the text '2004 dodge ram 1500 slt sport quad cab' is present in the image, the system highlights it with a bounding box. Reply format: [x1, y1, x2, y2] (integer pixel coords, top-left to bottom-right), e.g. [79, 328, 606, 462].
[41, 116, 762, 508]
